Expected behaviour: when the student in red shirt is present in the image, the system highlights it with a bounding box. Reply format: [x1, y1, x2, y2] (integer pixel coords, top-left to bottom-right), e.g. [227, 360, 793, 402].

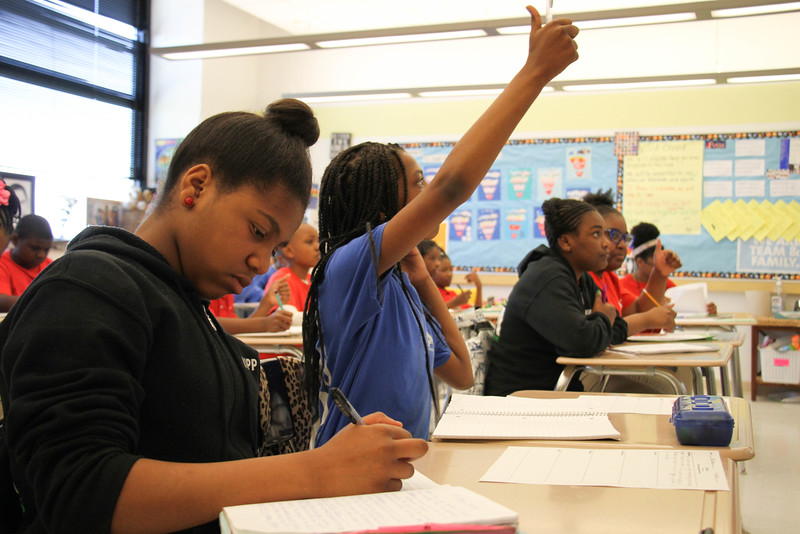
[433, 253, 482, 310]
[264, 222, 319, 313]
[621, 222, 717, 316]
[0, 214, 53, 312]
[582, 191, 678, 334]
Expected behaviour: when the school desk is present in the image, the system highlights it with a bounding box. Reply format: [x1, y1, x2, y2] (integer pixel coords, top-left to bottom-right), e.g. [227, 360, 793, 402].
[555, 343, 733, 396]
[234, 333, 303, 360]
[748, 316, 800, 401]
[412, 440, 741, 534]
[676, 313, 756, 399]
[507, 390, 754, 462]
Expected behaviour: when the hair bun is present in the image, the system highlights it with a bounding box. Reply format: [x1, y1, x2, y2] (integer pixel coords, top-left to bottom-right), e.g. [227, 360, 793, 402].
[266, 98, 320, 147]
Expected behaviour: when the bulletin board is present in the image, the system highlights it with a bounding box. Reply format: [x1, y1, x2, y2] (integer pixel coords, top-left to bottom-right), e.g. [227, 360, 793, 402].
[402, 129, 800, 279]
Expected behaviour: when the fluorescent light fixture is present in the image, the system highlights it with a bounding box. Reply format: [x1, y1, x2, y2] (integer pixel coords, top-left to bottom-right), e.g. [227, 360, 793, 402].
[419, 88, 504, 98]
[727, 73, 800, 84]
[299, 93, 413, 103]
[419, 87, 554, 98]
[578, 13, 696, 29]
[316, 30, 486, 49]
[563, 79, 716, 92]
[712, 2, 800, 18]
[162, 43, 310, 60]
[497, 12, 695, 34]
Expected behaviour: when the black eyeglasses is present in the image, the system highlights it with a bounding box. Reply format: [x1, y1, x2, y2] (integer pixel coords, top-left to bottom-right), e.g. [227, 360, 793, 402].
[605, 228, 634, 246]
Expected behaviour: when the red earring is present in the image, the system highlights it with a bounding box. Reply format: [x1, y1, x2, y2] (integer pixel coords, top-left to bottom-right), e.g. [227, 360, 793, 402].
[184, 196, 194, 207]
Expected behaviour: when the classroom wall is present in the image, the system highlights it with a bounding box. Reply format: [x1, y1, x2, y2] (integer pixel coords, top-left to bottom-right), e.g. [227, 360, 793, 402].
[148, 0, 800, 390]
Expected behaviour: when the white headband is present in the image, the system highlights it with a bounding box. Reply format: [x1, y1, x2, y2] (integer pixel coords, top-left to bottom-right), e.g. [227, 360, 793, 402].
[631, 238, 658, 258]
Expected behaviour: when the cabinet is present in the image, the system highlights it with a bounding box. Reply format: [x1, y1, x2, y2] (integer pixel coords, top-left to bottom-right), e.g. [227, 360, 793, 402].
[750, 317, 800, 401]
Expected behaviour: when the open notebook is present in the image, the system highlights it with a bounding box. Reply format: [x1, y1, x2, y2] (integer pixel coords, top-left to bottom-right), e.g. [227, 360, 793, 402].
[607, 342, 720, 355]
[431, 394, 620, 441]
[219, 484, 518, 534]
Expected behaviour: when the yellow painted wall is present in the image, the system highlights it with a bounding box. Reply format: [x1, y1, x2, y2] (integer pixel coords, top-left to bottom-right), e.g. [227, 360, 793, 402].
[313, 82, 800, 139]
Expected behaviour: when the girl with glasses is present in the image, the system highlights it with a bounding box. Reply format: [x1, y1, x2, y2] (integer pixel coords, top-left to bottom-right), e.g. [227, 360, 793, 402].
[583, 191, 678, 335]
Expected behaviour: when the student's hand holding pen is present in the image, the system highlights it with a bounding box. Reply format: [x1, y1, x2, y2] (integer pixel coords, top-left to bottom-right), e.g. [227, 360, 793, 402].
[451, 290, 472, 307]
[643, 302, 677, 332]
[310, 411, 428, 495]
[593, 291, 617, 323]
[524, 5, 579, 83]
[262, 309, 293, 332]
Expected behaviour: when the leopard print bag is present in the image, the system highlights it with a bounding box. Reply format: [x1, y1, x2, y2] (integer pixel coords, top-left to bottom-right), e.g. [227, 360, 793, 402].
[257, 355, 314, 457]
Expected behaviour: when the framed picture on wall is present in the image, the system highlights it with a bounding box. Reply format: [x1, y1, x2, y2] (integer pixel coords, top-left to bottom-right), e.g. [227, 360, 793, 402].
[0, 172, 35, 217]
[86, 198, 122, 227]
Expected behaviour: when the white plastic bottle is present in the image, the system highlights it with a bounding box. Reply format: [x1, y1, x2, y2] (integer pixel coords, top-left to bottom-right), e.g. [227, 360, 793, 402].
[770, 276, 783, 316]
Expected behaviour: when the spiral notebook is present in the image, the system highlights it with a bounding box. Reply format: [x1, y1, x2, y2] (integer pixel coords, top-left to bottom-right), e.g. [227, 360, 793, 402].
[431, 394, 621, 441]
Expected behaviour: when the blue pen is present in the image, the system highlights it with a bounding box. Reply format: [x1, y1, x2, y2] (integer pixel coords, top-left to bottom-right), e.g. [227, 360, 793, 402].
[330, 387, 365, 425]
[275, 290, 284, 310]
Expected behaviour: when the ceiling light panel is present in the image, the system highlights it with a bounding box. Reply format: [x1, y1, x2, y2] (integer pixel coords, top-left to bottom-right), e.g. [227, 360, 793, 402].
[222, 0, 714, 35]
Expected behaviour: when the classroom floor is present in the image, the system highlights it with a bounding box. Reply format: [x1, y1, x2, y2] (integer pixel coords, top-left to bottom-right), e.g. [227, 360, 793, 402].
[739, 387, 800, 534]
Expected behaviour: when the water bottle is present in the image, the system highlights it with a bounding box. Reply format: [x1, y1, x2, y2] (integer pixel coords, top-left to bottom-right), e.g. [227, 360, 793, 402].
[770, 276, 783, 316]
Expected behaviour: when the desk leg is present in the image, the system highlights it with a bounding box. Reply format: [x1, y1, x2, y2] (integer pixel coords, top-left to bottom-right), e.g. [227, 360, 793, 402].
[730, 345, 743, 398]
[750, 325, 759, 401]
[555, 365, 577, 391]
[691, 367, 705, 395]
[720, 363, 731, 397]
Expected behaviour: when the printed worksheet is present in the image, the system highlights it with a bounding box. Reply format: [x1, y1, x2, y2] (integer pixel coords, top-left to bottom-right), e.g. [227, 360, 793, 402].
[481, 447, 729, 491]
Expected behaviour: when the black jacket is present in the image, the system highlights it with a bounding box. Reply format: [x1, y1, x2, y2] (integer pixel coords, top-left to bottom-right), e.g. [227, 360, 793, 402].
[484, 245, 627, 395]
[0, 227, 260, 534]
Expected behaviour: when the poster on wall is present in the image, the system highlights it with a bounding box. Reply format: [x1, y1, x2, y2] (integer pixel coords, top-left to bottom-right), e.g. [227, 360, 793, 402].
[87, 198, 122, 227]
[155, 139, 182, 185]
[0, 172, 35, 216]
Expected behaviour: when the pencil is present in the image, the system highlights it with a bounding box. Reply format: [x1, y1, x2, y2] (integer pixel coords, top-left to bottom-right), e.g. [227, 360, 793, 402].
[641, 288, 662, 308]
[275, 290, 284, 310]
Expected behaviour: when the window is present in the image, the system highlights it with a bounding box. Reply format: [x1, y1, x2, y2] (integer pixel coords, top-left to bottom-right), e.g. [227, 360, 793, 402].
[0, 0, 148, 240]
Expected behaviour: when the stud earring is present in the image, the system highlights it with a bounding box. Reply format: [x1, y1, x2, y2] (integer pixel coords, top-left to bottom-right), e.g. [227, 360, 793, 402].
[184, 196, 194, 207]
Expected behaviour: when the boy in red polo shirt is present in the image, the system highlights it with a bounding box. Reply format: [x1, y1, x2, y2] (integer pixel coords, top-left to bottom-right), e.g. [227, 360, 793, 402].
[0, 214, 53, 312]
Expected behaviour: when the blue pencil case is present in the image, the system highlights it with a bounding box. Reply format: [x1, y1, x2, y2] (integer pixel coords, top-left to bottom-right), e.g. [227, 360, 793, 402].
[670, 395, 734, 447]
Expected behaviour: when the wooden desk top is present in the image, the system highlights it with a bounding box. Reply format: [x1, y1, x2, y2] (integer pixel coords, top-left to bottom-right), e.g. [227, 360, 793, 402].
[413, 441, 741, 534]
[556, 342, 732, 368]
[752, 316, 800, 328]
[675, 312, 756, 326]
[508, 390, 754, 462]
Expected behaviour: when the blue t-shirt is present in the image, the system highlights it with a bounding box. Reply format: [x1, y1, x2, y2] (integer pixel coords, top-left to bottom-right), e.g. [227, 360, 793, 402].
[314, 223, 451, 445]
[233, 269, 275, 303]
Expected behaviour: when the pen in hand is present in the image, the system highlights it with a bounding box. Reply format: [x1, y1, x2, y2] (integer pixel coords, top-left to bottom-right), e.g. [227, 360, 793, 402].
[641, 288, 662, 308]
[330, 387, 365, 425]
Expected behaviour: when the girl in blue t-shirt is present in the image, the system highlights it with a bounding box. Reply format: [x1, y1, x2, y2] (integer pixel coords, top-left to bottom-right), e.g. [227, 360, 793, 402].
[303, 6, 581, 444]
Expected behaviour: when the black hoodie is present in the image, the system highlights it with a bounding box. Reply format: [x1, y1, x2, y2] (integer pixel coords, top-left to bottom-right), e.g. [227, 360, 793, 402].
[484, 245, 627, 395]
[0, 227, 260, 534]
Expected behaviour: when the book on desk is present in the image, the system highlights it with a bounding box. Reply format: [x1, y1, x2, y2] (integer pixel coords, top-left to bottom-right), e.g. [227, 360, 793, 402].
[431, 394, 620, 441]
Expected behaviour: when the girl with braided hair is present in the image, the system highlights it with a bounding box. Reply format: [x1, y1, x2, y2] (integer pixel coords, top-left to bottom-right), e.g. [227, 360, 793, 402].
[304, 5, 580, 444]
[484, 198, 628, 395]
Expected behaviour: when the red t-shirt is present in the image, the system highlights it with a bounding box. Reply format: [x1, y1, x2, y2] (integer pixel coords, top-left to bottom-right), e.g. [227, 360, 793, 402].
[438, 286, 471, 309]
[619, 273, 675, 311]
[265, 267, 311, 311]
[589, 271, 622, 314]
[0, 249, 52, 296]
[208, 294, 236, 318]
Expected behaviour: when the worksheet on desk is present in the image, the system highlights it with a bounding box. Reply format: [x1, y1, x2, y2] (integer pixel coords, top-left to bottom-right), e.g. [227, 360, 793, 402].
[481, 447, 729, 491]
